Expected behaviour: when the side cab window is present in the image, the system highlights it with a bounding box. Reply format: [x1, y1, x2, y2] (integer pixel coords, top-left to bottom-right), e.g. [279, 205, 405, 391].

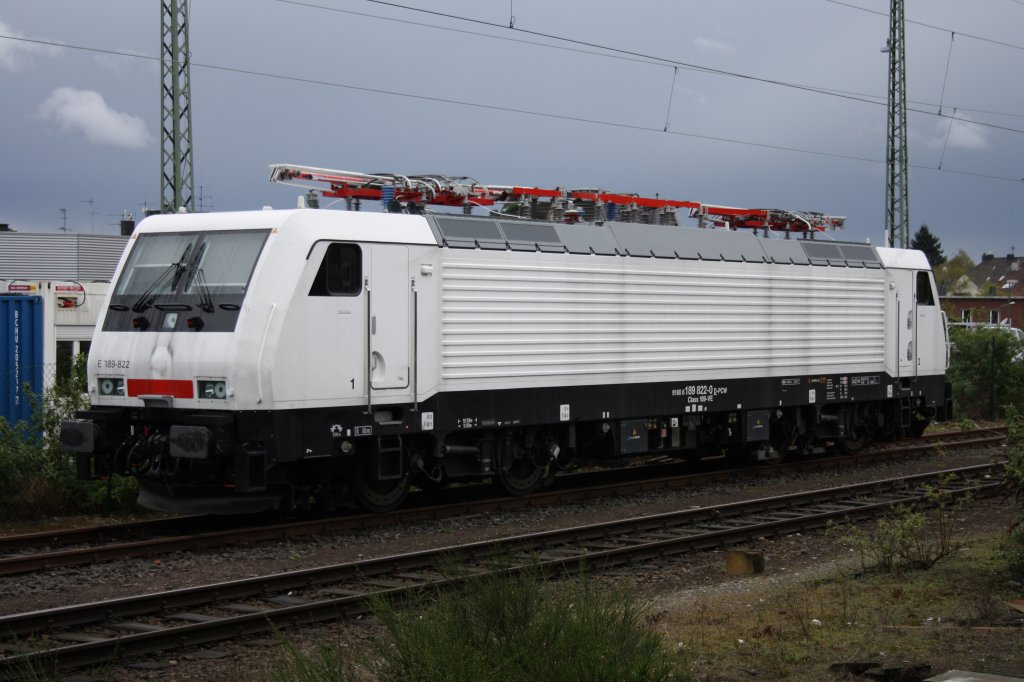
[915, 271, 936, 306]
[309, 243, 362, 296]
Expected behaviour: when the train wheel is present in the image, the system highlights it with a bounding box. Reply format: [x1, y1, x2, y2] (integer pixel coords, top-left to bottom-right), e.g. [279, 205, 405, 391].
[872, 408, 896, 441]
[497, 458, 545, 496]
[839, 407, 870, 454]
[354, 471, 411, 513]
[838, 430, 868, 454]
[496, 430, 550, 496]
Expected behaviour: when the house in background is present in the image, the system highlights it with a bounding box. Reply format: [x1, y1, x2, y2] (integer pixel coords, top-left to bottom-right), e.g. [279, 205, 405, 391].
[941, 252, 1022, 328]
[944, 273, 978, 297]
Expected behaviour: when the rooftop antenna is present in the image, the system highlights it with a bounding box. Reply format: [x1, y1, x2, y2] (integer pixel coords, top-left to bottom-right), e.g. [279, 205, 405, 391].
[80, 198, 98, 232]
[58, 208, 69, 232]
[197, 184, 213, 212]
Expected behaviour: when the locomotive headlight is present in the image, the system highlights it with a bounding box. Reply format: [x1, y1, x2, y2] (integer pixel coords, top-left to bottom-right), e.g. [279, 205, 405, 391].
[197, 379, 227, 400]
[98, 378, 125, 397]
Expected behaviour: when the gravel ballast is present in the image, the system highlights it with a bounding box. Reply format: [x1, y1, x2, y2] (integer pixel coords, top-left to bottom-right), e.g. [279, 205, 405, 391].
[0, 445, 1012, 680]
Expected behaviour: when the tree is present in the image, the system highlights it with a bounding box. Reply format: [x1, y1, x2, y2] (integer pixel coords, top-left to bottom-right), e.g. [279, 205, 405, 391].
[911, 224, 946, 267]
[933, 248, 976, 295]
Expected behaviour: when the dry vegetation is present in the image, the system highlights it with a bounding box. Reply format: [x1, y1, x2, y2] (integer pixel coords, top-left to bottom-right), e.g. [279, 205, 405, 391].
[660, 536, 1023, 681]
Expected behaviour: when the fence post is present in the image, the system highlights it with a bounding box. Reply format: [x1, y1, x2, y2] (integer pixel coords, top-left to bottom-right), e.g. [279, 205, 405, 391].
[990, 335, 997, 421]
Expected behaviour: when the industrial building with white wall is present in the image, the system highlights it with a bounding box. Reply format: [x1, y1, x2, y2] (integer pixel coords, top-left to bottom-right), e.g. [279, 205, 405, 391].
[0, 232, 128, 424]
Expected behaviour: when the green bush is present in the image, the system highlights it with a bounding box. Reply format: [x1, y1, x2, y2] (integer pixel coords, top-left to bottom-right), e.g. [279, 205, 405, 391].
[0, 355, 137, 520]
[948, 326, 1024, 419]
[1000, 406, 1024, 579]
[840, 475, 971, 573]
[273, 569, 686, 682]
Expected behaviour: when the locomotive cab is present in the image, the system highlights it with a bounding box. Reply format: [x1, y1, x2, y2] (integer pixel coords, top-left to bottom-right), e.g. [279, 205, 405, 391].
[61, 219, 282, 512]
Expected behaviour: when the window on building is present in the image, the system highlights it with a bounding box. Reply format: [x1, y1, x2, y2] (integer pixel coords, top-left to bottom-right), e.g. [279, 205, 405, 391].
[961, 309, 972, 323]
[990, 309, 1000, 324]
[309, 243, 362, 296]
[55, 340, 91, 384]
[56, 341, 74, 381]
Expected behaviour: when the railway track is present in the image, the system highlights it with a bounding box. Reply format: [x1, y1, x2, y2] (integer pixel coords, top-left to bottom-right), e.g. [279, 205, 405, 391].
[0, 427, 1007, 577]
[0, 462, 1002, 675]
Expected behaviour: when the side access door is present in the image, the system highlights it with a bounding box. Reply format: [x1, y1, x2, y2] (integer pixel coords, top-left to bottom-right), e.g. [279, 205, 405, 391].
[366, 245, 411, 398]
[888, 269, 916, 379]
[914, 270, 944, 373]
[274, 241, 367, 404]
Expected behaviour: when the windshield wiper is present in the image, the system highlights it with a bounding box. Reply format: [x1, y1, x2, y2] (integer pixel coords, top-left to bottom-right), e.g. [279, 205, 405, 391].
[194, 268, 214, 313]
[182, 243, 214, 313]
[131, 243, 192, 313]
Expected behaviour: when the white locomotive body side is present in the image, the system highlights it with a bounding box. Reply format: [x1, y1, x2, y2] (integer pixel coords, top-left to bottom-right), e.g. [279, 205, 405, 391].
[433, 253, 888, 389]
[63, 208, 951, 514]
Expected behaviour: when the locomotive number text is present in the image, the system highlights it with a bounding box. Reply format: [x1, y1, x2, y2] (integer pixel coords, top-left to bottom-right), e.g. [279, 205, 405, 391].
[672, 384, 727, 399]
[98, 359, 131, 369]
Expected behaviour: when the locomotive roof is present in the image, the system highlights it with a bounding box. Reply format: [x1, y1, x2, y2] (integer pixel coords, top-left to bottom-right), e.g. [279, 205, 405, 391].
[426, 215, 885, 269]
[134, 209, 928, 270]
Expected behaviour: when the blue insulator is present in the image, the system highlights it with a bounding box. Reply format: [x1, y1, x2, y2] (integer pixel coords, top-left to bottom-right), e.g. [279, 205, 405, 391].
[606, 203, 617, 221]
[381, 184, 395, 207]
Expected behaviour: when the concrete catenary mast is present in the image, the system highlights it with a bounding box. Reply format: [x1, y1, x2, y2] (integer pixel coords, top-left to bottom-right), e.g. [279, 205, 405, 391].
[160, 0, 195, 214]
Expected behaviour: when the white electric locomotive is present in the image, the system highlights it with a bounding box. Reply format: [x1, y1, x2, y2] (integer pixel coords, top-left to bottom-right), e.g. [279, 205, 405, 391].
[62, 171, 951, 514]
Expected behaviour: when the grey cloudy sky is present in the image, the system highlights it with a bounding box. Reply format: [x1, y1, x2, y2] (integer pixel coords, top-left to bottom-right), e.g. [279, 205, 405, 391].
[1, 0, 1021, 260]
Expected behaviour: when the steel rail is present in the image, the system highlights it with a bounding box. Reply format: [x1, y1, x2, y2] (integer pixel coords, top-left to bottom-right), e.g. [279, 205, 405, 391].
[0, 462, 1002, 674]
[0, 516, 205, 554]
[0, 429, 1007, 577]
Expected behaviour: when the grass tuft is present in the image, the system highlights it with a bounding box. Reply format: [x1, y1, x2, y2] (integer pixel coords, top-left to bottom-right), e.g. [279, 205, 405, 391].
[272, 567, 687, 682]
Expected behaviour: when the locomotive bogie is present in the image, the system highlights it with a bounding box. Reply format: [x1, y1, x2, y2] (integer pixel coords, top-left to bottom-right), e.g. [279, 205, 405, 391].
[62, 209, 951, 514]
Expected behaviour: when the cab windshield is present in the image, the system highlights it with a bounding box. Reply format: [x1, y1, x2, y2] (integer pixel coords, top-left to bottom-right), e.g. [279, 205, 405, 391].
[114, 230, 269, 297]
[105, 229, 270, 332]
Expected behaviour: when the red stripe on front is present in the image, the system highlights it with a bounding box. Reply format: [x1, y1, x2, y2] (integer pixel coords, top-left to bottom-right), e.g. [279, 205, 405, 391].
[127, 379, 195, 399]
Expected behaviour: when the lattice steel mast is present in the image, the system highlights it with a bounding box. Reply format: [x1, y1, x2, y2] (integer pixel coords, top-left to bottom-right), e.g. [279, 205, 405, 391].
[884, 0, 908, 248]
[160, 0, 195, 213]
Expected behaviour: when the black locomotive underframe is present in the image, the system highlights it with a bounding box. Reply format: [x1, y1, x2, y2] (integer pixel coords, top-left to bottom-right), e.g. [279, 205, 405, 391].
[71, 371, 951, 512]
[271, 371, 950, 463]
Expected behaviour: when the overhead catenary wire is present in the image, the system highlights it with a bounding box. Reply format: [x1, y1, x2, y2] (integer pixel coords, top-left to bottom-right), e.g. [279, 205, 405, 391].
[938, 32, 955, 116]
[276, 0, 671, 68]
[822, 0, 1024, 52]
[281, 0, 1024, 121]
[938, 107, 956, 170]
[663, 66, 678, 132]
[366, 0, 1024, 55]
[3, 33, 1021, 184]
[271, 0, 1024, 137]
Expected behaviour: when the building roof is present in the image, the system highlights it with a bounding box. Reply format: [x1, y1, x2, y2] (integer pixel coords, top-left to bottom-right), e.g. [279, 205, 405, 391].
[965, 253, 1024, 298]
[947, 274, 979, 296]
[0, 233, 129, 281]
